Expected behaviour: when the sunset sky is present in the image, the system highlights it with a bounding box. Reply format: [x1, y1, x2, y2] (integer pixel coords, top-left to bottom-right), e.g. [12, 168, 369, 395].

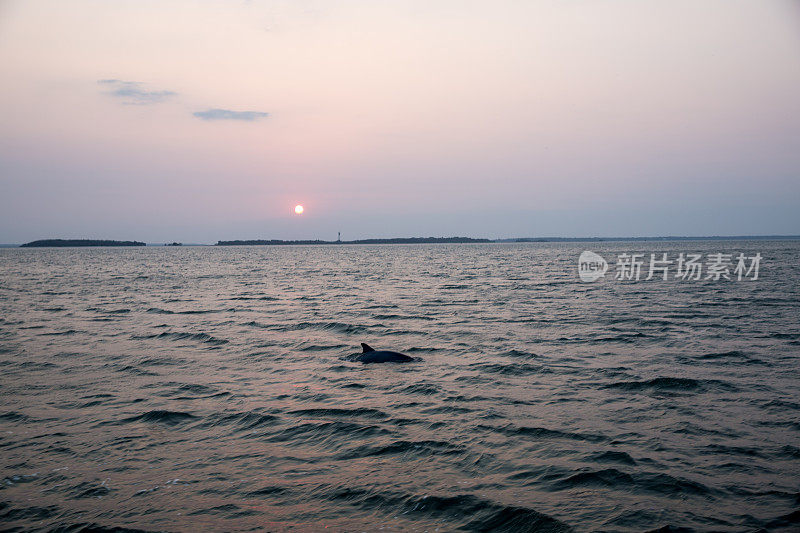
[1, 0, 799, 243]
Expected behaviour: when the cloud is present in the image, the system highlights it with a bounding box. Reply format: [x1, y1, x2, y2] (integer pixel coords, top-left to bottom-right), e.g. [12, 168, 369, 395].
[98, 79, 176, 105]
[193, 109, 269, 121]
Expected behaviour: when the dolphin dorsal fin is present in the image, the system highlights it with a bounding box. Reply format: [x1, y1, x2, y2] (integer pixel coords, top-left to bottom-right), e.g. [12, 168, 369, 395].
[361, 343, 375, 353]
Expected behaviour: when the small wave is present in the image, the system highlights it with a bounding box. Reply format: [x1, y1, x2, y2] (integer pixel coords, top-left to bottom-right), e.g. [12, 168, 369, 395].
[549, 468, 712, 496]
[485, 424, 609, 443]
[17, 361, 58, 370]
[132, 331, 229, 346]
[764, 509, 800, 530]
[371, 313, 435, 321]
[146, 307, 174, 314]
[472, 362, 548, 376]
[2, 473, 40, 486]
[69, 480, 113, 499]
[702, 444, 761, 457]
[422, 405, 476, 415]
[109, 364, 158, 376]
[397, 382, 441, 395]
[53, 522, 158, 532]
[0, 503, 59, 522]
[123, 410, 197, 426]
[174, 383, 218, 395]
[770, 332, 800, 340]
[201, 411, 279, 431]
[339, 439, 464, 460]
[164, 383, 229, 399]
[321, 489, 571, 532]
[228, 295, 279, 301]
[146, 307, 220, 315]
[591, 332, 651, 343]
[187, 503, 258, 518]
[588, 450, 637, 465]
[267, 421, 389, 444]
[0, 411, 33, 423]
[293, 321, 370, 334]
[499, 349, 540, 359]
[297, 343, 349, 352]
[242, 320, 271, 329]
[779, 445, 800, 458]
[685, 350, 769, 366]
[602, 377, 734, 393]
[245, 485, 289, 497]
[289, 407, 389, 419]
[460, 502, 572, 532]
[39, 329, 79, 336]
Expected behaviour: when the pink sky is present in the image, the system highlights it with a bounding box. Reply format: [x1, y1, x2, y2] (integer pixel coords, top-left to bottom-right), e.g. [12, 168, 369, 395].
[1, 0, 799, 242]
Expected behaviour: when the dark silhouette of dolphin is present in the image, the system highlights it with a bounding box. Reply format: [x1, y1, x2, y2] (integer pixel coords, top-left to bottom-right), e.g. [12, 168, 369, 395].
[355, 343, 414, 364]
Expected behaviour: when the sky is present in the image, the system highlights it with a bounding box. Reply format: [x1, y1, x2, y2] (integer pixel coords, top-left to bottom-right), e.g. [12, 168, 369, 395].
[0, 0, 799, 243]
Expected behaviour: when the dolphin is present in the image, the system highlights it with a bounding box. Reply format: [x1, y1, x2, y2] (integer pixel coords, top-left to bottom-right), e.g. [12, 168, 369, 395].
[355, 343, 414, 364]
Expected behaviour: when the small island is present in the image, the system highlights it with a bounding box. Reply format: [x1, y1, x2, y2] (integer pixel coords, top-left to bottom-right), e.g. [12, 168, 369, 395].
[20, 239, 146, 247]
[216, 237, 492, 246]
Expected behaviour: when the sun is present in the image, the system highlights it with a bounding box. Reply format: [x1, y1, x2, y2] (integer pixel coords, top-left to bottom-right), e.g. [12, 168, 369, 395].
[294, 204, 304, 215]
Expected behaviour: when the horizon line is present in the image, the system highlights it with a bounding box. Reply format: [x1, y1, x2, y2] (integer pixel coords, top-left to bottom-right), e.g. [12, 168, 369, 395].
[5, 234, 800, 247]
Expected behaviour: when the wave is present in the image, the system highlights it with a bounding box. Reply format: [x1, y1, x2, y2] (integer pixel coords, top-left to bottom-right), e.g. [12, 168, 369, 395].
[602, 377, 735, 393]
[483, 424, 609, 443]
[371, 313, 435, 321]
[549, 468, 713, 496]
[165, 383, 230, 400]
[229, 412, 280, 430]
[123, 410, 197, 426]
[39, 329, 79, 336]
[685, 350, 770, 366]
[288, 407, 389, 419]
[132, 331, 228, 346]
[0, 502, 59, 522]
[68, 480, 113, 499]
[472, 362, 548, 376]
[47, 523, 154, 533]
[266, 421, 389, 444]
[320, 488, 571, 532]
[0, 411, 34, 423]
[293, 321, 371, 334]
[296, 343, 350, 352]
[587, 450, 637, 465]
[146, 307, 221, 315]
[397, 382, 441, 395]
[228, 295, 279, 301]
[338, 439, 464, 460]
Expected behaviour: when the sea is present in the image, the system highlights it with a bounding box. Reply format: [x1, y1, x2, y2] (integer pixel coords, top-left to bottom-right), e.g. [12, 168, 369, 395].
[1, 241, 798, 532]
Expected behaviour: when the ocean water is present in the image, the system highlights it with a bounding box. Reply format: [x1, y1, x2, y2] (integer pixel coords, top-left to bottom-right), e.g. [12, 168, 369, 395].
[1, 241, 799, 532]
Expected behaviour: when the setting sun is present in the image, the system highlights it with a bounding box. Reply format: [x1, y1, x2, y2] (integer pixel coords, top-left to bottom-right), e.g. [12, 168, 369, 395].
[294, 204, 304, 215]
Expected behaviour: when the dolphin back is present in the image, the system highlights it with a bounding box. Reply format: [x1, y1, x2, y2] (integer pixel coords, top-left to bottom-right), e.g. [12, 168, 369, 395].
[355, 343, 413, 363]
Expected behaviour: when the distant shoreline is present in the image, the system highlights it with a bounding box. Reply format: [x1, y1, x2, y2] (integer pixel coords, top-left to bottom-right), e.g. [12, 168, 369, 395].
[19, 239, 146, 248]
[6, 235, 800, 247]
[216, 237, 492, 246]
[217, 235, 800, 245]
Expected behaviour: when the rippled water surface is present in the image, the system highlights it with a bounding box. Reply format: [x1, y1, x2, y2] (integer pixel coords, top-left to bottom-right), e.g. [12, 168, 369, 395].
[1, 242, 799, 532]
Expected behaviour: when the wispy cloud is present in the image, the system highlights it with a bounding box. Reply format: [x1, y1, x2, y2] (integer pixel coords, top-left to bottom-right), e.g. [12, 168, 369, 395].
[193, 109, 269, 121]
[98, 79, 176, 105]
